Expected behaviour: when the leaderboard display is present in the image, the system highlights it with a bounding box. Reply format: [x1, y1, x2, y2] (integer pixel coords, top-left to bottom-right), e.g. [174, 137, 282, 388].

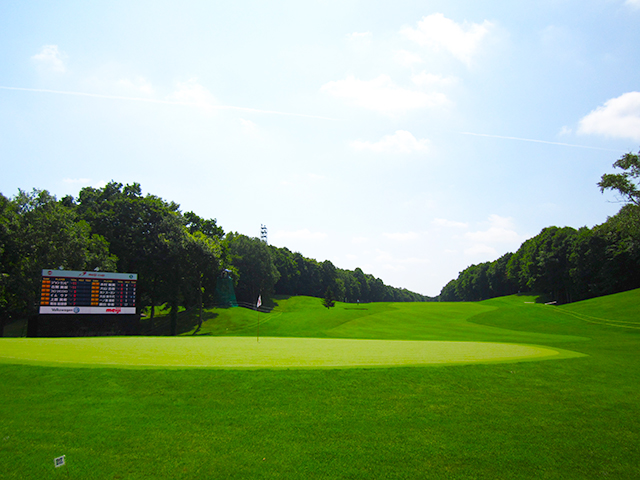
[39, 270, 137, 315]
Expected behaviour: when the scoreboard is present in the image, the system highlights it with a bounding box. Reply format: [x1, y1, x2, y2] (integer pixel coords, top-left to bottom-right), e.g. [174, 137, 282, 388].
[39, 270, 137, 315]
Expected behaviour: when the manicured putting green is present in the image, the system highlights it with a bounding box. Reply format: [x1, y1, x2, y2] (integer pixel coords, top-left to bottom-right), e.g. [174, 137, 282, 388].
[0, 337, 583, 368]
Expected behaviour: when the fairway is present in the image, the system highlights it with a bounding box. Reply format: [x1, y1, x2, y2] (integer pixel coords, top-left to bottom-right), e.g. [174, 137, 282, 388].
[0, 336, 582, 368]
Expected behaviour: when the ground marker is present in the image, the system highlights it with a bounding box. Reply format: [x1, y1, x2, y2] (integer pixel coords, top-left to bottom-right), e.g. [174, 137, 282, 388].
[54, 455, 72, 477]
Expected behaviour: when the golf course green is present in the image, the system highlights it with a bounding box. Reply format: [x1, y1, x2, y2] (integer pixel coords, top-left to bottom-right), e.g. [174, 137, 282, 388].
[0, 336, 582, 368]
[1, 290, 639, 479]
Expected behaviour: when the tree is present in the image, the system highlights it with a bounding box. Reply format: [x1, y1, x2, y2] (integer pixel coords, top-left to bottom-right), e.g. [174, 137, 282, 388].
[323, 286, 335, 309]
[76, 182, 192, 318]
[598, 150, 640, 206]
[226, 233, 280, 304]
[0, 189, 116, 326]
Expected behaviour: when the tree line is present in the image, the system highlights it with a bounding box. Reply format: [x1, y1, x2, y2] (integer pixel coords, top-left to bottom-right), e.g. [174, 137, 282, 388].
[0, 181, 431, 333]
[439, 151, 640, 303]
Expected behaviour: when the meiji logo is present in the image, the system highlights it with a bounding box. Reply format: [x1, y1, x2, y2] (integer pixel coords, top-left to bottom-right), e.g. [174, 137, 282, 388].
[106, 308, 122, 314]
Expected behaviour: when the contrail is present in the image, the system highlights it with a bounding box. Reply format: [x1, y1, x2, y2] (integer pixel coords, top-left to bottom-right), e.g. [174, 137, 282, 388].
[457, 131, 622, 152]
[0, 85, 341, 121]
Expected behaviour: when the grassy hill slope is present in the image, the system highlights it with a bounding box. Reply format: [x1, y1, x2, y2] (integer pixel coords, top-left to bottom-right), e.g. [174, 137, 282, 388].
[185, 295, 587, 345]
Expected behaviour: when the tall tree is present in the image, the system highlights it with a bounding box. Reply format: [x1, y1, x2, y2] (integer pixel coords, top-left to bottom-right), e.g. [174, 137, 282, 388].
[227, 233, 280, 304]
[598, 150, 640, 206]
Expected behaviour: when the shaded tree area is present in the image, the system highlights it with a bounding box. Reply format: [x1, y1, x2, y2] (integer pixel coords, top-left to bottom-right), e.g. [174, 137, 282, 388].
[225, 233, 279, 304]
[0, 189, 117, 335]
[441, 150, 640, 304]
[0, 183, 226, 335]
[0, 181, 437, 336]
[269, 246, 433, 303]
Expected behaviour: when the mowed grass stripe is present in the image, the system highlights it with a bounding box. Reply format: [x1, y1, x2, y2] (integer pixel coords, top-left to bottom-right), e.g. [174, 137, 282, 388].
[0, 337, 583, 368]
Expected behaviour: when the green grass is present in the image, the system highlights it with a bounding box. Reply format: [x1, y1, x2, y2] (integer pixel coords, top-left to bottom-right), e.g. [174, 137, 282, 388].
[1, 291, 640, 478]
[0, 337, 581, 368]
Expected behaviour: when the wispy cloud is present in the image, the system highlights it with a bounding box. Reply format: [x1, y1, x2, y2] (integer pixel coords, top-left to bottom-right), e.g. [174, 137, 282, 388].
[383, 231, 420, 241]
[433, 218, 468, 228]
[167, 79, 217, 111]
[465, 214, 521, 244]
[0, 86, 340, 121]
[347, 31, 372, 39]
[351, 130, 429, 154]
[321, 75, 448, 115]
[117, 76, 154, 95]
[457, 130, 622, 152]
[394, 50, 423, 67]
[411, 72, 458, 88]
[463, 215, 523, 258]
[272, 229, 328, 241]
[32, 45, 67, 73]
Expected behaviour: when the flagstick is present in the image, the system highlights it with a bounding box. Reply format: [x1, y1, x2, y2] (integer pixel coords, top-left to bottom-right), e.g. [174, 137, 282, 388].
[257, 309, 260, 343]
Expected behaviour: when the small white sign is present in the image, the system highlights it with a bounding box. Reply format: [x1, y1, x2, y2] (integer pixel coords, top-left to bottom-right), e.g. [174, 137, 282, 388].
[54, 455, 65, 468]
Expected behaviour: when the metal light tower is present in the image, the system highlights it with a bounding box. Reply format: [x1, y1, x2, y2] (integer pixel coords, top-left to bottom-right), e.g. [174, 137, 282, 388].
[260, 224, 268, 244]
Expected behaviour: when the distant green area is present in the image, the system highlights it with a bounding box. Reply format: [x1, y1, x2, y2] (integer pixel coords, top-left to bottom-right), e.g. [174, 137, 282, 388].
[1, 290, 639, 479]
[182, 295, 589, 345]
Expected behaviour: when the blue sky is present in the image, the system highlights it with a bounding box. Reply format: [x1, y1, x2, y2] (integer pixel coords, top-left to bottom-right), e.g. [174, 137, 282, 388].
[1, 0, 639, 296]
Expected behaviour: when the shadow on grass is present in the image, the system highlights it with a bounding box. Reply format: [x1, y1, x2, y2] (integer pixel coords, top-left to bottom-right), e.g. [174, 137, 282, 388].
[140, 308, 220, 336]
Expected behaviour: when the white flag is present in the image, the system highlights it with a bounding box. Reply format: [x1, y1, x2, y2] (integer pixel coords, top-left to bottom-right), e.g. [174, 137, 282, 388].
[54, 455, 66, 468]
[256, 295, 262, 308]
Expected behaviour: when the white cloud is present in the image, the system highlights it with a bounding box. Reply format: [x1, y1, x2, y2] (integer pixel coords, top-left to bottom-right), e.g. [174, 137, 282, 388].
[32, 45, 67, 73]
[63, 178, 91, 184]
[117, 76, 154, 95]
[464, 244, 497, 256]
[401, 13, 494, 66]
[239, 118, 259, 136]
[411, 72, 458, 88]
[558, 125, 572, 136]
[348, 31, 372, 39]
[433, 218, 468, 228]
[350, 130, 430, 154]
[352, 236, 369, 244]
[626, 0, 640, 8]
[466, 214, 521, 243]
[167, 79, 217, 111]
[320, 75, 448, 115]
[577, 92, 640, 141]
[272, 229, 328, 241]
[383, 231, 420, 241]
[395, 50, 423, 67]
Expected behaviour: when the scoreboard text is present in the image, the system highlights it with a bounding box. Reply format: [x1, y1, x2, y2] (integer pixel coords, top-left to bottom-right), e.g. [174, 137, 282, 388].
[39, 270, 137, 315]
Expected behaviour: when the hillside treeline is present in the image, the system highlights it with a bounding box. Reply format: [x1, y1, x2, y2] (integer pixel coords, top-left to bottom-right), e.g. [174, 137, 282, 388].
[0, 181, 429, 330]
[440, 151, 640, 304]
[439, 204, 640, 303]
[270, 246, 429, 303]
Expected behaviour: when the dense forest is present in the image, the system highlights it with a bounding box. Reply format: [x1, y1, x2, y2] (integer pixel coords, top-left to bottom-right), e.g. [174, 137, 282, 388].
[440, 151, 640, 303]
[0, 181, 431, 332]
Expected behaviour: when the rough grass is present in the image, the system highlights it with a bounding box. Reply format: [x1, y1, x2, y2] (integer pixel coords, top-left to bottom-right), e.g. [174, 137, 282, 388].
[1, 290, 639, 479]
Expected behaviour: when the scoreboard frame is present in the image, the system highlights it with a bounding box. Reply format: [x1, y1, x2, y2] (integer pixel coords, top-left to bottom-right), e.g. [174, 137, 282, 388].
[39, 269, 137, 315]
